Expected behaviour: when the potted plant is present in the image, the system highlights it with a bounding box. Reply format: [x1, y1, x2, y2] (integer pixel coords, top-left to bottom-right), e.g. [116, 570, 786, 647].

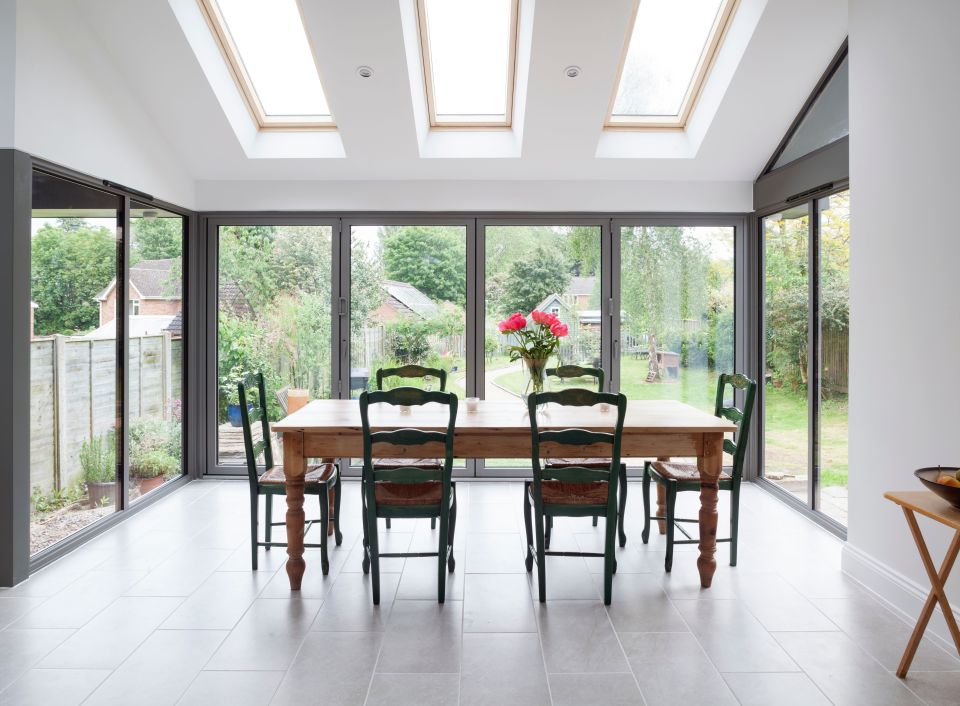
[80, 431, 116, 508]
[220, 365, 250, 427]
[131, 449, 179, 494]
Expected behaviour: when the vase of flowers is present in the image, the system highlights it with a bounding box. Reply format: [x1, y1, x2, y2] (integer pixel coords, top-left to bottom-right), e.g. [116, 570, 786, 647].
[497, 310, 569, 400]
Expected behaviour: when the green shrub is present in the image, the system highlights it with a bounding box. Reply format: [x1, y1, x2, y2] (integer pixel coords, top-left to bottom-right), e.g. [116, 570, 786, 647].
[130, 449, 180, 479]
[79, 431, 116, 485]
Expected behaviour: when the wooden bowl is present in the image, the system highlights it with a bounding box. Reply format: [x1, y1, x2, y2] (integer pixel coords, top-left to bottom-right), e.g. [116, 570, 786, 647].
[915, 467, 960, 509]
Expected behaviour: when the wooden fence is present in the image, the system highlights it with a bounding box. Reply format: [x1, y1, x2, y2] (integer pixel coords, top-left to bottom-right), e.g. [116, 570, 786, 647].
[30, 333, 182, 493]
[821, 326, 849, 395]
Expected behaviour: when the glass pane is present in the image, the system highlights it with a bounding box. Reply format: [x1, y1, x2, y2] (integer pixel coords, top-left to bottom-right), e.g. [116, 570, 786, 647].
[350, 225, 468, 467]
[484, 225, 602, 471]
[421, 0, 514, 123]
[619, 226, 734, 410]
[612, 0, 728, 118]
[217, 225, 334, 465]
[128, 204, 185, 502]
[817, 191, 850, 525]
[30, 172, 121, 554]
[772, 57, 848, 170]
[763, 206, 810, 503]
[212, 0, 331, 119]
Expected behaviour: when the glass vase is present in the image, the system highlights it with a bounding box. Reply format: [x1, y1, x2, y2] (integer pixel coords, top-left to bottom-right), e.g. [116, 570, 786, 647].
[523, 357, 549, 402]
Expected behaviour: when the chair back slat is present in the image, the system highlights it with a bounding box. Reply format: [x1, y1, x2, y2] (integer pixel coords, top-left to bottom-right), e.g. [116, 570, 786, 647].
[546, 364, 605, 392]
[528, 389, 627, 507]
[238, 372, 273, 488]
[376, 365, 447, 392]
[713, 372, 758, 481]
[372, 467, 443, 484]
[370, 428, 447, 447]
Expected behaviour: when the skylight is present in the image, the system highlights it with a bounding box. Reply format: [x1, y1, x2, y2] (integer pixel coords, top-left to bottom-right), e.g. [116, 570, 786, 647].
[607, 0, 738, 129]
[198, 0, 334, 129]
[417, 0, 519, 127]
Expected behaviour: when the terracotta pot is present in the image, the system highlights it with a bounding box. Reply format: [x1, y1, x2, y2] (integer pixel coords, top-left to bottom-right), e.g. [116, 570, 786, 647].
[137, 475, 165, 495]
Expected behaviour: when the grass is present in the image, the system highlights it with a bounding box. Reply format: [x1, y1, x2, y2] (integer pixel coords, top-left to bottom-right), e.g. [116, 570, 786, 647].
[490, 356, 849, 487]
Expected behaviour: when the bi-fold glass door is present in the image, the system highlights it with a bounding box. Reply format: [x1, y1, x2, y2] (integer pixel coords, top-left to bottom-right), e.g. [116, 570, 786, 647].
[760, 189, 850, 527]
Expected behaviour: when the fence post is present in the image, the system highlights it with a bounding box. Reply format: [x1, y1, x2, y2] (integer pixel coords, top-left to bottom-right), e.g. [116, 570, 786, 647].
[53, 334, 66, 492]
[162, 332, 172, 419]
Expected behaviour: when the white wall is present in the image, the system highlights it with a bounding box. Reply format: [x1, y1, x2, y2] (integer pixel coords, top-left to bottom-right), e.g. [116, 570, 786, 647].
[13, 0, 194, 207]
[0, 0, 15, 148]
[844, 0, 960, 643]
[195, 179, 753, 213]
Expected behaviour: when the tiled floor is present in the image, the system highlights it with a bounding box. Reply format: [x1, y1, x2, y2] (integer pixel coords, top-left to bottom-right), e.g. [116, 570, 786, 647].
[1, 479, 958, 705]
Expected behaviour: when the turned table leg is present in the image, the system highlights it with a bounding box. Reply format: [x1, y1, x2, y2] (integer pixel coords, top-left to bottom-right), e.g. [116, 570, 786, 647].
[697, 434, 723, 588]
[896, 511, 960, 678]
[283, 431, 307, 590]
[656, 456, 670, 534]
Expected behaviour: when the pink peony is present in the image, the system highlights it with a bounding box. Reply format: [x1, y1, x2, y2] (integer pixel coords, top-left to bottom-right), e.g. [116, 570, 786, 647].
[531, 310, 550, 325]
[498, 312, 527, 332]
[550, 321, 569, 337]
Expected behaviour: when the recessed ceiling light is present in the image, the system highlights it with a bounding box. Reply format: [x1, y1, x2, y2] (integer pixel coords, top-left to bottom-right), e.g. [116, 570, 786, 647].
[356, 65, 374, 79]
[564, 65, 581, 79]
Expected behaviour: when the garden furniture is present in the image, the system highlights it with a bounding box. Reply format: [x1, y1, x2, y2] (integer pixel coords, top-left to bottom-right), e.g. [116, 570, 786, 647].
[641, 373, 757, 572]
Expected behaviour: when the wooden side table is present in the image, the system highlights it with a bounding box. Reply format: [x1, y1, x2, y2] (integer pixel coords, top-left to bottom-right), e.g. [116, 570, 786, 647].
[883, 491, 960, 678]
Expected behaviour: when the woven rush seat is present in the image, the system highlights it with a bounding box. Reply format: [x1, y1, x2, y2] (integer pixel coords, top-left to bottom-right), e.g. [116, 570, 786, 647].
[534, 480, 609, 505]
[259, 463, 336, 485]
[375, 480, 443, 506]
[373, 458, 442, 470]
[545, 457, 613, 469]
[650, 461, 732, 483]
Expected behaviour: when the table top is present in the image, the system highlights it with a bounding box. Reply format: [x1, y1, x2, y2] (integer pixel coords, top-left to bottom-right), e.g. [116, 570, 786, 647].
[885, 490, 960, 531]
[273, 398, 736, 435]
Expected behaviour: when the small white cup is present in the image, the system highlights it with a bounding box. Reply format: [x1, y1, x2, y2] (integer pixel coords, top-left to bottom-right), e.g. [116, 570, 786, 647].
[399, 405, 411, 414]
[465, 397, 480, 412]
[599, 403, 611, 413]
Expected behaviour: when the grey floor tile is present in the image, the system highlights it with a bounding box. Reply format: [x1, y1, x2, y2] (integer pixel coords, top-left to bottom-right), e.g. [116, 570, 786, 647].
[311, 572, 400, 632]
[898, 670, 960, 706]
[0, 668, 110, 706]
[465, 533, 525, 574]
[365, 673, 460, 706]
[532, 555, 601, 600]
[604, 574, 688, 633]
[0, 630, 76, 694]
[460, 633, 551, 706]
[548, 673, 643, 706]
[124, 548, 232, 597]
[1, 549, 111, 597]
[813, 595, 960, 671]
[672, 599, 799, 672]
[619, 631, 737, 706]
[376, 600, 462, 673]
[536, 601, 630, 673]
[84, 629, 227, 705]
[161, 571, 269, 630]
[722, 672, 831, 706]
[11, 569, 146, 629]
[395, 552, 465, 601]
[37, 597, 182, 670]
[340, 531, 412, 575]
[464, 573, 536, 633]
[205, 598, 322, 671]
[271, 632, 382, 706]
[0, 597, 45, 631]
[464, 502, 520, 533]
[773, 631, 925, 705]
[176, 670, 284, 706]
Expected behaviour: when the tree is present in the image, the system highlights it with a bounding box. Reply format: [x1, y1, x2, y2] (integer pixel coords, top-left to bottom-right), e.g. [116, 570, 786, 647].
[498, 247, 571, 316]
[131, 216, 183, 263]
[32, 223, 117, 335]
[382, 226, 465, 305]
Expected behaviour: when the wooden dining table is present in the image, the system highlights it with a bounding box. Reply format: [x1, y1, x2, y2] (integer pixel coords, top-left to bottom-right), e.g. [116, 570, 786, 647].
[272, 398, 736, 590]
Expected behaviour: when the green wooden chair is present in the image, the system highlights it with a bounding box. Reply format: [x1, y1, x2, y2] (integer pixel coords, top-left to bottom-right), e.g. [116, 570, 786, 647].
[641, 373, 757, 572]
[524, 388, 627, 605]
[239, 373, 342, 574]
[544, 365, 628, 547]
[376, 365, 448, 531]
[360, 387, 458, 604]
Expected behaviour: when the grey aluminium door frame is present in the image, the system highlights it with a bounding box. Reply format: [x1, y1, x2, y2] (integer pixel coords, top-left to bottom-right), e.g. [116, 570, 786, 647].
[339, 215, 477, 478]
[610, 214, 752, 476]
[203, 216, 341, 476]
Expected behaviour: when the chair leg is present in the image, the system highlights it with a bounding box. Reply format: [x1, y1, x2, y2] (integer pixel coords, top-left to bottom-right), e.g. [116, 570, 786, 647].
[319, 490, 330, 576]
[545, 516, 553, 550]
[437, 495, 450, 604]
[641, 464, 651, 544]
[534, 504, 547, 603]
[250, 491, 259, 571]
[664, 482, 677, 573]
[333, 474, 343, 547]
[264, 494, 272, 550]
[366, 498, 380, 604]
[447, 487, 457, 572]
[523, 483, 534, 572]
[603, 507, 618, 605]
[431, 517, 437, 530]
[618, 464, 628, 548]
[386, 518, 391, 529]
[361, 486, 370, 575]
[730, 480, 741, 567]
[592, 515, 598, 527]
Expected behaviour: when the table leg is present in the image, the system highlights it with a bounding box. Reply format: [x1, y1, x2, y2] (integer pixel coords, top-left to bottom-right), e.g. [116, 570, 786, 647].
[283, 431, 307, 590]
[896, 510, 960, 678]
[697, 434, 723, 588]
[656, 456, 670, 534]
